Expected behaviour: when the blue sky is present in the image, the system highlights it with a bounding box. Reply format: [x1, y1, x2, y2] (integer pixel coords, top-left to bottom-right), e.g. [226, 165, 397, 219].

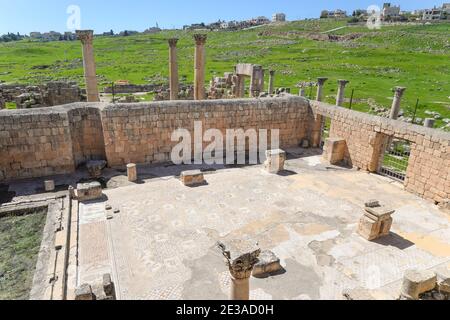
[0, 0, 442, 34]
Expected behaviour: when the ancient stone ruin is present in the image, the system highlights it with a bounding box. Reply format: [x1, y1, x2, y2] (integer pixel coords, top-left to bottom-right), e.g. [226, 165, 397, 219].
[0, 82, 84, 109]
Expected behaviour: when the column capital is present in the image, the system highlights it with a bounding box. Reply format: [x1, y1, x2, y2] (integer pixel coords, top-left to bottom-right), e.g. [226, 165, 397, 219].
[338, 79, 349, 86]
[194, 34, 207, 45]
[394, 86, 407, 97]
[218, 239, 260, 280]
[317, 77, 328, 86]
[168, 38, 179, 47]
[76, 30, 94, 44]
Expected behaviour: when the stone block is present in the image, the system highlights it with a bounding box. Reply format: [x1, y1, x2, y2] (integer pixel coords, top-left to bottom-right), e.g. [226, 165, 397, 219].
[180, 170, 205, 186]
[365, 200, 380, 208]
[323, 138, 346, 165]
[252, 250, 283, 277]
[435, 265, 450, 294]
[364, 206, 395, 221]
[54, 230, 66, 250]
[127, 163, 137, 182]
[401, 270, 437, 300]
[264, 149, 286, 174]
[103, 273, 116, 298]
[358, 215, 381, 241]
[44, 180, 55, 192]
[76, 181, 103, 201]
[75, 284, 95, 300]
[379, 217, 393, 237]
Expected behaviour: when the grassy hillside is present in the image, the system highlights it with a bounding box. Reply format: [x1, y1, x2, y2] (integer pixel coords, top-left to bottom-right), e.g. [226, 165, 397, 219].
[0, 19, 449, 128]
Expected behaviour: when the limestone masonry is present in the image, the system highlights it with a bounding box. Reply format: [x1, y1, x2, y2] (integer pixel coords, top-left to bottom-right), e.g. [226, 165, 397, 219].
[0, 95, 449, 205]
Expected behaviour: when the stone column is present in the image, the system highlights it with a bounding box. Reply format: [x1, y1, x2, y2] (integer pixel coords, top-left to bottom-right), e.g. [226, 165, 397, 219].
[316, 77, 328, 102]
[389, 87, 406, 120]
[336, 79, 349, 107]
[127, 163, 137, 182]
[194, 34, 207, 100]
[268, 70, 275, 94]
[424, 118, 435, 128]
[299, 87, 306, 97]
[76, 30, 100, 102]
[168, 38, 179, 101]
[218, 239, 260, 301]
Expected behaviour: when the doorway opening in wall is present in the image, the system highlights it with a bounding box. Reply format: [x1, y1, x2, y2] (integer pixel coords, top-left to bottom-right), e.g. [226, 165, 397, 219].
[320, 117, 332, 149]
[378, 138, 411, 182]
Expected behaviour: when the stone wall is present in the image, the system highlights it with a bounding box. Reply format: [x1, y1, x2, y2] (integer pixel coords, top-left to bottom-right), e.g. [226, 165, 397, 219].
[101, 97, 310, 167]
[311, 101, 450, 204]
[0, 103, 105, 181]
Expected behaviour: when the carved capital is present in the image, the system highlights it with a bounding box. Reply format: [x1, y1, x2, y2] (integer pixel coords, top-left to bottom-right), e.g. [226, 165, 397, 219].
[194, 34, 207, 45]
[76, 30, 94, 44]
[317, 77, 328, 86]
[394, 86, 407, 98]
[168, 38, 179, 47]
[338, 79, 349, 87]
[218, 239, 260, 280]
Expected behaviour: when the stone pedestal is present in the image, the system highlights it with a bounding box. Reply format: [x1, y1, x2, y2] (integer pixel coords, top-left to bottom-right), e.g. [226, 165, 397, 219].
[336, 79, 349, 106]
[389, 87, 406, 120]
[194, 34, 207, 100]
[316, 77, 328, 102]
[218, 239, 260, 301]
[323, 138, 346, 165]
[401, 270, 437, 300]
[264, 149, 286, 174]
[76, 30, 100, 102]
[127, 163, 137, 182]
[168, 39, 179, 100]
[76, 182, 103, 201]
[358, 202, 395, 241]
[268, 70, 275, 94]
[180, 170, 205, 186]
[44, 180, 55, 192]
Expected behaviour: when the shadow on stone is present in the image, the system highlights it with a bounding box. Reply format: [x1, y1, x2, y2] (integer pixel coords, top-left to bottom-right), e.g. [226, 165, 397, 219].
[277, 170, 297, 177]
[186, 181, 209, 188]
[253, 267, 287, 279]
[0, 184, 15, 205]
[372, 232, 415, 250]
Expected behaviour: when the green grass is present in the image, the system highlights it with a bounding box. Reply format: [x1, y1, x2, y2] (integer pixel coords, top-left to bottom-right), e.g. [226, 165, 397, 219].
[5, 102, 16, 109]
[0, 19, 449, 128]
[0, 209, 47, 300]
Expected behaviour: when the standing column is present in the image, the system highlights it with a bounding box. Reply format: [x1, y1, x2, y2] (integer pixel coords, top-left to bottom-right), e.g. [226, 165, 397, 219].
[389, 87, 406, 120]
[76, 30, 100, 102]
[218, 239, 260, 301]
[194, 34, 207, 100]
[237, 75, 245, 98]
[168, 38, 179, 100]
[268, 70, 275, 94]
[336, 79, 349, 107]
[299, 87, 306, 97]
[316, 77, 328, 102]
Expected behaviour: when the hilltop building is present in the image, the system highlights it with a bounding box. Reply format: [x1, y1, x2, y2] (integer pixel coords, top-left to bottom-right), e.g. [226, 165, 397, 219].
[422, 7, 444, 20]
[320, 9, 348, 19]
[272, 13, 286, 22]
[381, 3, 401, 20]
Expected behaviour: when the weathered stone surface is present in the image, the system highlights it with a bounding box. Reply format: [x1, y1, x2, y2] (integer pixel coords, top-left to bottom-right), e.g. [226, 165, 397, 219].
[44, 180, 55, 192]
[401, 270, 437, 300]
[76, 181, 103, 201]
[127, 163, 137, 182]
[323, 138, 346, 165]
[75, 284, 95, 300]
[365, 200, 380, 208]
[343, 287, 376, 300]
[103, 273, 116, 298]
[358, 215, 382, 241]
[265, 149, 286, 174]
[435, 265, 450, 294]
[218, 239, 261, 280]
[365, 206, 395, 221]
[252, 250, 282, 277]
[180, 170, 205, 186]
[86, 160, 107, 178]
